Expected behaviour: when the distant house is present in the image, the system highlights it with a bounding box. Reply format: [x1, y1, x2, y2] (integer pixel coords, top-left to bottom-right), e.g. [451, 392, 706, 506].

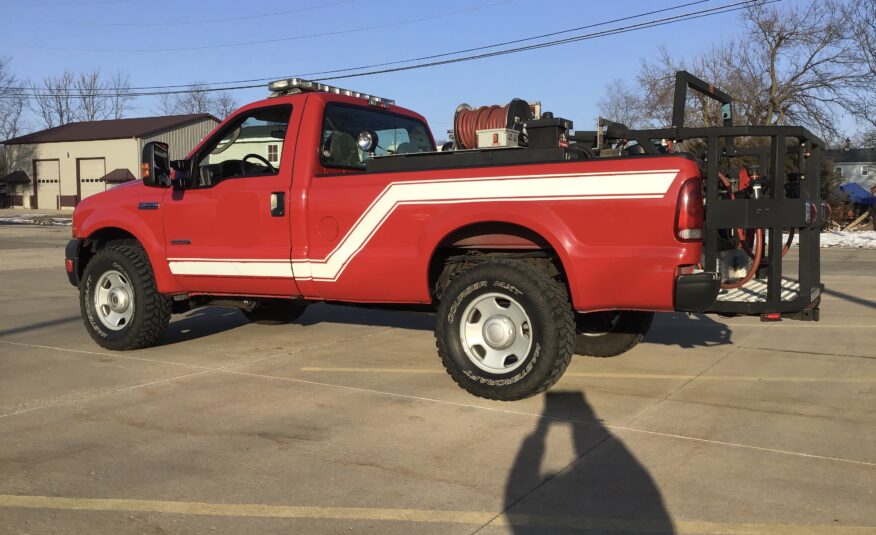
[1, 114, 219, 210]
[826, 145, 876, 194]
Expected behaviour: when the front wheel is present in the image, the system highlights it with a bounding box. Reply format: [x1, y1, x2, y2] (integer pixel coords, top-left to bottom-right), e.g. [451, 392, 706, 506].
[435, 259, 575, 401]
[80, 244, 171, 350]
[574, 311, 653, 358]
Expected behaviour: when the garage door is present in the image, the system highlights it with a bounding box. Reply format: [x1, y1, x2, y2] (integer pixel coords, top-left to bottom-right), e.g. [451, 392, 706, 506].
[34, 159, 61, 210]
[78, 158, 106, 202]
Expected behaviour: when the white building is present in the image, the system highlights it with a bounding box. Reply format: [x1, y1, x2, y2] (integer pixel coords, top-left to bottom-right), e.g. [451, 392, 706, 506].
[1, 114, 219, 209]
[827, 147, 876, 193]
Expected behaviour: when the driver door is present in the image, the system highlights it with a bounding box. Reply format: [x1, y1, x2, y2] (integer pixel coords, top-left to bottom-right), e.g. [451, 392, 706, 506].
[162, 104, 302, 296]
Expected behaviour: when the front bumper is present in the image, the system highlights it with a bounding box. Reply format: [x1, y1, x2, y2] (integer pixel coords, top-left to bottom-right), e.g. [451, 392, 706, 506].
[675, 272, 720, 312]
[65, 239, 84, 287]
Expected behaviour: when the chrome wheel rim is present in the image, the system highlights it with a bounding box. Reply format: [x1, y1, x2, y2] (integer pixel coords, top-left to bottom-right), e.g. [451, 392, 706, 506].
[459, 292, 532, 374]
[94, 269, 134, 331]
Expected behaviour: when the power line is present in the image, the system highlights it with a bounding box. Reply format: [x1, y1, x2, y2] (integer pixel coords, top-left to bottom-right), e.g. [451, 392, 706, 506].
[320, 0, 772, 82]
[2, 0, 769, 100]
[30, 0, 132, 5]
[47, 0, 355, 27]
[4, 0, 513, 53]
[0, 0, 719, 93]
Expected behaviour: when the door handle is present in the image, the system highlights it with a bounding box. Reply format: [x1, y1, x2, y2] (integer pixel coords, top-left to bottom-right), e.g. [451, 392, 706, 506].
[270, 192, 285, 217]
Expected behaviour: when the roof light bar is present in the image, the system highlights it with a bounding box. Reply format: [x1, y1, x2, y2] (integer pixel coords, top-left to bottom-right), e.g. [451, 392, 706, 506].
[268, 78, 395, 106]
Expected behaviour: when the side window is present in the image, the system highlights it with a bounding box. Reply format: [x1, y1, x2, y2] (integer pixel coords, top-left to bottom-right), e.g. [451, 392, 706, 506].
[196, 106, 291, 187]
[321, 104, 434, 170]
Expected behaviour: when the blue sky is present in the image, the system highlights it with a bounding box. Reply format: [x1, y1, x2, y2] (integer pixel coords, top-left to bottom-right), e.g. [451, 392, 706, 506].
[1, 0, 778, 136]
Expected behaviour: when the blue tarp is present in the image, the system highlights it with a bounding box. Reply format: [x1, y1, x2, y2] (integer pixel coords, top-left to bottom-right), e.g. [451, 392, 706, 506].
[840, 182, 876, 206]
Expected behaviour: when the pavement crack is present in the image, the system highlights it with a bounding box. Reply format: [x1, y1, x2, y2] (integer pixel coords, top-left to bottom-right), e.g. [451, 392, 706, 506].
[738, 345, 876, 360]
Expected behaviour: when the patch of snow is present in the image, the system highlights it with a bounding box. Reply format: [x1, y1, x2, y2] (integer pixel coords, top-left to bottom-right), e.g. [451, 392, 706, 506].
[0, 215, 71, 226]
[784, 230, 876, 249]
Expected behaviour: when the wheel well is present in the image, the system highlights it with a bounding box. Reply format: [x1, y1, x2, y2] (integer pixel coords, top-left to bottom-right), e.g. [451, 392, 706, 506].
[428, 222, 568, 300]
[79, 227, 140, 278]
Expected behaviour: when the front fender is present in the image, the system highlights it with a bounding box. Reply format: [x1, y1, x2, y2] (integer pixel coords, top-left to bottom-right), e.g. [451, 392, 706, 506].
[76, 201, 183, 295]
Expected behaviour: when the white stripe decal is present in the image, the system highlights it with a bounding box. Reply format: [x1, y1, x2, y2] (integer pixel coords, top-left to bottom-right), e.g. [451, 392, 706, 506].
[168, 261, 293, 278]
[167, 170, 679, 280]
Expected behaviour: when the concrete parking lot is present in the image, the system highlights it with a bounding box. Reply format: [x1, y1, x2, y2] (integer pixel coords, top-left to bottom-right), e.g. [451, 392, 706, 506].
[0, 224, 874, 534]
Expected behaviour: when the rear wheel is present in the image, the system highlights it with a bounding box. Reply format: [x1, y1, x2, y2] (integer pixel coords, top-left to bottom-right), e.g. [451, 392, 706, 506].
[80, 244, 171, 350]
[574, 311, 653, 358]
[243, 300, 308, 325]
[435, 259, 575, 401]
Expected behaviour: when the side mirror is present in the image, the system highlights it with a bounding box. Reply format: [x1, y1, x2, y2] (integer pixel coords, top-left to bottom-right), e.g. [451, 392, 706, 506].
[141, 142, 171, 188]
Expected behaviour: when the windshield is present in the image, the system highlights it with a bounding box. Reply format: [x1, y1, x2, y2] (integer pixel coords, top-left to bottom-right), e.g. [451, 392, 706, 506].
[208, 108, 288, 163]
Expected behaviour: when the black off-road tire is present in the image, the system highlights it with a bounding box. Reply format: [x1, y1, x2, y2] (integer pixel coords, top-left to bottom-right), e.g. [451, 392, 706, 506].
[80, 244, 171, 350]
[243, 300, 308, 325]
[574, 311, 654, 358]
[435, 259, 575, 401]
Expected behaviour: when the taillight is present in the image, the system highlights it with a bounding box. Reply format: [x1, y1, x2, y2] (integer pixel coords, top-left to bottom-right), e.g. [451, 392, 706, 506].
[675, 178, 704, 242]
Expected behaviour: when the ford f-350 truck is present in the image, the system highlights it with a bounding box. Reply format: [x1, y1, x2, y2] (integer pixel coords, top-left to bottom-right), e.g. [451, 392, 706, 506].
[65, 73, 823, 400]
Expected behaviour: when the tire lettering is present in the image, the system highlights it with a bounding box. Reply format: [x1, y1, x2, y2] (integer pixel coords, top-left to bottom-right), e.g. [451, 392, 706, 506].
[447, 280, 487, 325]
[493, 281, 522, 295]
[463, 342, 540, 386]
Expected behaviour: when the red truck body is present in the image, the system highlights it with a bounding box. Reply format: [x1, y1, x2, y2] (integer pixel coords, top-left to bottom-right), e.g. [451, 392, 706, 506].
[67, 85, 719, 400]
[72, 92, 702, 312]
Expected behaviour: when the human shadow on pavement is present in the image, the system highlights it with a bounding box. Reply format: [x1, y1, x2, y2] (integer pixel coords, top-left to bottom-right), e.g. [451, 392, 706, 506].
[503, 391, 674, 534]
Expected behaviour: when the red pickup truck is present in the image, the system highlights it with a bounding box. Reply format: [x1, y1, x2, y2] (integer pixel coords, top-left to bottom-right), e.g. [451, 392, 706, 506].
[64, 77, 734, 400]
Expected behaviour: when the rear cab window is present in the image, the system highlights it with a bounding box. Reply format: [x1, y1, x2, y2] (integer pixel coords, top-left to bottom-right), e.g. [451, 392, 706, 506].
[320, 103, 434, 171]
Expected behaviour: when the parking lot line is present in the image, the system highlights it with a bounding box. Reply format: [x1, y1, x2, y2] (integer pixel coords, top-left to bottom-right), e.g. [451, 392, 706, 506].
[298, 366, 876, 384]
[0, 368, 216, 419]
[1, 494, 872, 534]
[228, 370, 876, 468]
[0, 329, 395, 419]
[0, 339, 211, 370]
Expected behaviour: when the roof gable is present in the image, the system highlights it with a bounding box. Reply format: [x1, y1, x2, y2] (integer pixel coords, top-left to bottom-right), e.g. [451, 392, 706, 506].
[3, 114, 220, 145]
[826, 148, 876, 164]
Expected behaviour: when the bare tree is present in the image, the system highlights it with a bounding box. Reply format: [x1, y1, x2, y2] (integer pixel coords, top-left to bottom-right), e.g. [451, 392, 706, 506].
[31, 70, 76, 128]
[153, 93, 176, 116]
[211, 91, 238, 118]
[108, 70, 134, 120]
[597, 79, 646, 129]
[0, 57, 29, 176]
[842, 0, 876, 129]
[171, 83, 213, 114]
[151, 84, 237, 118]
[75, 69, 110, 122]
[601, 1, 857, 141]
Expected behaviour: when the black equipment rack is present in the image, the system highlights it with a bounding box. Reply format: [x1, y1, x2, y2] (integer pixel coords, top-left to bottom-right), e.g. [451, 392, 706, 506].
[617, 71, 824, 320]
